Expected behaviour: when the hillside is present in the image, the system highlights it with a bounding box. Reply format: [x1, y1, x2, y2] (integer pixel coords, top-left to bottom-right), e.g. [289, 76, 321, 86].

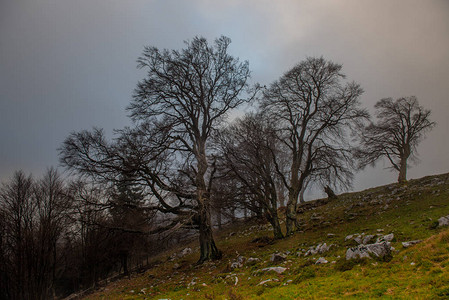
[84, 173, 449, 299]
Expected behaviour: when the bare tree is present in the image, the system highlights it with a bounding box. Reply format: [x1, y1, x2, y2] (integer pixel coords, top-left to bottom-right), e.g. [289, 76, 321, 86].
[0, 169, 72, 300]
[356, 96, 435, 183]
[60, 36, 253, 263]
[64, 179, 115, 289]
[0, 171, 34, 300]
[216, 113, 285, 239]
[261, 57, 368, 235]
[33, 168, 71, 299]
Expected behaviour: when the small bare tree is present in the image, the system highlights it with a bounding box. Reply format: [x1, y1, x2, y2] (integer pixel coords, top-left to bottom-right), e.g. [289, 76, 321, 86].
[356, 96, 435, 183]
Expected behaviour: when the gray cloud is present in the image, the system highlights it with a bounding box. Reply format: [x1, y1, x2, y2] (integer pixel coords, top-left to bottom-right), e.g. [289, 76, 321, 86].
[1, 0, 448, 195]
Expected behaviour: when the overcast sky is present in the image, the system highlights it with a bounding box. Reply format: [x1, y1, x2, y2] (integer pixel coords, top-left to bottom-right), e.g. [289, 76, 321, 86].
[1, 0, 448, 197]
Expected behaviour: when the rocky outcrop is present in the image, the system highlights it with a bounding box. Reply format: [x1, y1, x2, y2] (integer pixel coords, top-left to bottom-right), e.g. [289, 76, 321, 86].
[346, 241, 392, 260]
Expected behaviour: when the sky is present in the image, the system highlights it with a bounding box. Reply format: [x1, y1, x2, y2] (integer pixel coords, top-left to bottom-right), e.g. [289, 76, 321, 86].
[1, 0, 449, 197]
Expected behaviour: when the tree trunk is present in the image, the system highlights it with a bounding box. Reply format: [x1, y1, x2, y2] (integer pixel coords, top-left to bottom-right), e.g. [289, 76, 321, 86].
[267, 209, 283, 239]
[398, 145, 410, 183]
[122, 253, 129, 277]
[195, 140, 221, 264]
[398, 157, 407, 183]
[197, 203, 221, 264]
[324, 186, 338, 200]
[285, 189, 299, 236]
[278, 185, 286, 207]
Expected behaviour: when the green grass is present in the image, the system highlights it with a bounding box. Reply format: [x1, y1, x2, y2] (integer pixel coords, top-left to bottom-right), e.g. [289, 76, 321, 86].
[86, 173, 449, 299]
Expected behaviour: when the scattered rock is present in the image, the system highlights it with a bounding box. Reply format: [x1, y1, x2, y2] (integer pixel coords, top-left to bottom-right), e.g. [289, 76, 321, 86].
[270, 253, 287, 263]
[310, 213, 323, 221]
[258, 279, 273, 286]
[315, 257, 328, 264]
[346, 242, 392, 260]
[180, 247, 192, 257]
[376, 233, 394, 243]
[305, 243, 333, 256]
[438, 215, 449, 227]
[246, 257, 260, 265]
[260, 267, 287, 274]
[230, 256, 245, 270]
[345, 234, 355, 241]
[402, 240, 422, 248]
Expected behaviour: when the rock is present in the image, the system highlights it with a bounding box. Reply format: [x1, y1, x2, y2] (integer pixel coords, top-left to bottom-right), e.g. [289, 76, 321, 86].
[270, 253, 286, 263]
[384, 234, 394, 242]
[354, 236, 363, 244]
[346, 247, 370, 260]
[438, 216, 449, 227]
[246, 257, 260, 265]
[305, 243, 333, 256]
[345, 234, 354, 241]
[260, 267, 287, 274]
[315, 257, 328, 264]
[327, 233, 336, 237]
[317, 243, 332, 254]
[362, 235, 375, 244]
[230, 256, 245, 269]
[258, 279, 272, 286]
[402, 240, 422, 248]
[376, 233, 394, 243]
[346, 242, 391, 260]
[173, 263, 180, 269]
[180, 247, 192, 257]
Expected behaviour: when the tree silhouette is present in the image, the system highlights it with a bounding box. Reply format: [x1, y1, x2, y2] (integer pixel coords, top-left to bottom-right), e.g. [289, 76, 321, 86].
[261, 57, 368, 235]
[60, 36, 253, 263]
[356, 96, 435, 182]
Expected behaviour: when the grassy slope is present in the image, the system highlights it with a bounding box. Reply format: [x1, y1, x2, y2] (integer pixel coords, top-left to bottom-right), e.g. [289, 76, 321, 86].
[86, 173, 449, 299]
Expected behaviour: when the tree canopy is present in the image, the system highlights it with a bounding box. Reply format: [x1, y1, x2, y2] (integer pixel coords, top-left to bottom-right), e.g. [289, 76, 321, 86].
[356, 96, 435, 182]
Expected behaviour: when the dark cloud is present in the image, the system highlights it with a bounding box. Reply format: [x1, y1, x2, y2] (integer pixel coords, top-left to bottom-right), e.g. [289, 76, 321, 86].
[1, 0, 448, 196]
